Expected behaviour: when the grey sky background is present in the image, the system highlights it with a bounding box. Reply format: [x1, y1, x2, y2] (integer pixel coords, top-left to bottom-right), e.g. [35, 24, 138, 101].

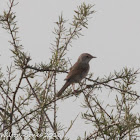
[0, 0, 140, 139]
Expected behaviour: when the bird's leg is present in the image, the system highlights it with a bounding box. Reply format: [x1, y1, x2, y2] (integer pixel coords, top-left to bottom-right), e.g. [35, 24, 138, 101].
[72, 83, 83, 96]
[72, 83, 75, 91]
[71, 83, 79, 96]
[70, 83, 75, 95]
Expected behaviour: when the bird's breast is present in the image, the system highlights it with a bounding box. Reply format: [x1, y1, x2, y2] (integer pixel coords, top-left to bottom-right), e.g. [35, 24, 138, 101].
[75, 64, 89, 82]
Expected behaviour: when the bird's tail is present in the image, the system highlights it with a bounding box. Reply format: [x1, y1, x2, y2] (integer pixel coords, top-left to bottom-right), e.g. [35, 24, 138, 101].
[56, 82, 70, 97]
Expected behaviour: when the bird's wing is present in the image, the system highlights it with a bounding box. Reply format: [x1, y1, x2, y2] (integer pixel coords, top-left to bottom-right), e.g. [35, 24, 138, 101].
[65, 62, 89, 81]
[69, 62, 77, 71]
[65, 62, 79, 80]
[65, 69, 81, 81]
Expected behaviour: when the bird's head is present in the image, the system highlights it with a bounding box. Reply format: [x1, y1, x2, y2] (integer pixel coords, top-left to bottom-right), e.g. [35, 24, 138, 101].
[78, 53, 96, 64]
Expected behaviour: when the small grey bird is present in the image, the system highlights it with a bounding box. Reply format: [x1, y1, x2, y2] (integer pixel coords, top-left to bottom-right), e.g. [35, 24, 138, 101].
[56, 53, 96, 97]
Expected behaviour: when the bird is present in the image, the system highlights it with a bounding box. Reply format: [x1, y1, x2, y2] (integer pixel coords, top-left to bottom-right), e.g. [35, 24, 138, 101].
[56, 53, 96, 97]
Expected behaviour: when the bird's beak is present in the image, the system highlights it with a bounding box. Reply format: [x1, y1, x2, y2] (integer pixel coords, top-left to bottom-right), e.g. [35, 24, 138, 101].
[91, 55, 97, 58]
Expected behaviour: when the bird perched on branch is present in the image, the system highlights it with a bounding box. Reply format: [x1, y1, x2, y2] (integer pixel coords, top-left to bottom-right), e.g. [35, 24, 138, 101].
[56, 53, 96, 97]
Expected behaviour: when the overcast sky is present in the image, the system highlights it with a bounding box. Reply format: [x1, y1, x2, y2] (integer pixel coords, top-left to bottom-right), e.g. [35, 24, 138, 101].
[0, 0, 140, 139]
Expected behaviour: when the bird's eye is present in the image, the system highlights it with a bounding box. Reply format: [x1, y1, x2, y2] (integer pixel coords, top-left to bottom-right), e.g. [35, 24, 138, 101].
[86, 55, 89, 58]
